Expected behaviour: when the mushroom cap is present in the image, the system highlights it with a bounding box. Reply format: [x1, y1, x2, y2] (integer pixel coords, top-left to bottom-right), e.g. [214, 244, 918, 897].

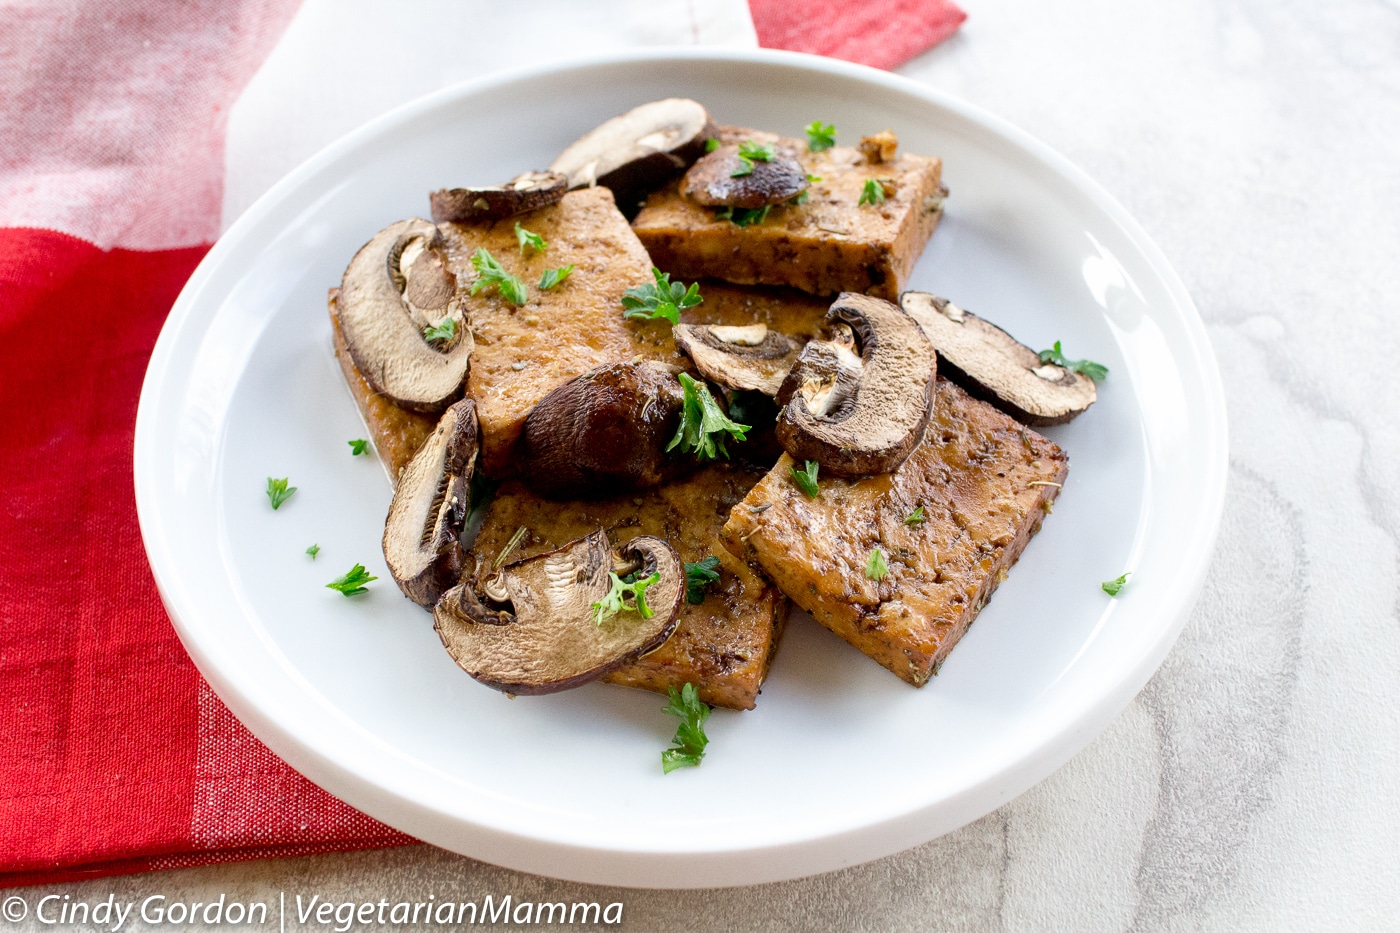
[433, 531, 684, 695]
[679, 144, 809, 209]
[382, 399, 478, 607]
[337, 218, 473, 412]
[549, 98, 719, 216]
[673, 323, 802, 396]
[901, 292, 1097, 426]
[775, 293, 936, 477]
[519, 360, 688, 499]
[429, 171, 568, 223]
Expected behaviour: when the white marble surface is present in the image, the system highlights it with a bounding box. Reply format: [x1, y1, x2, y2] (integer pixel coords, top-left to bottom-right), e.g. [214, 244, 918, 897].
[13, 0, 1400, 928]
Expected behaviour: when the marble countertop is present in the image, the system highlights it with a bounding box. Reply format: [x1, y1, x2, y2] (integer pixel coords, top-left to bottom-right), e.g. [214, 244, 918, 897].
[14, 0, 1400, 928]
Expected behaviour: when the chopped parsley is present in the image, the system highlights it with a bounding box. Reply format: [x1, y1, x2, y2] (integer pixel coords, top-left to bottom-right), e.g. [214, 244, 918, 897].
[661, 683, 711, 773]
[514, 223, 546, 255]
[621, 268, 702, 325]
[806, 173, 823, 183]
[684, 556, 722, 605]
[904, 506, 926, 525]
[790, 459, 820, 498]
[266, 477, 296, 510]
[865, 547, 889, 581]
[667, 372, 749, 461]
[591, 571, 661, 625]
[326, 563, 377, 596]
[858, 178, 886, 206]
[470, 247, 528, 306]
[305, 544, 320, 559]
[704, 137, 721, 152]
[715, 204, 771, 227]
[422, 317, 456, 345]
[731, 139, 776, 177]
[1102, 572, 1131, 596]
[789, 190, 810, 206]
[1038, 341, 1109, 382]
[537, 265, 574, 290]
[348, 439, 369, 456]
[805, 120, 836, 152]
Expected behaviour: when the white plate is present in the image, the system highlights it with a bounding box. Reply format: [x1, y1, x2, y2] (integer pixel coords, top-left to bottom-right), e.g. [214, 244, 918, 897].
[135, 49, 1226, 887]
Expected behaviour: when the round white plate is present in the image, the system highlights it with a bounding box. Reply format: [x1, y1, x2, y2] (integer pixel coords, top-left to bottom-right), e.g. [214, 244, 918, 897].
[135, 49, 1226, 887]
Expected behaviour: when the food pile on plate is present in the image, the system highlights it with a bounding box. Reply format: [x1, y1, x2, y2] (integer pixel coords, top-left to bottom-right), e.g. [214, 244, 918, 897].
[327, 98, 1101, 730]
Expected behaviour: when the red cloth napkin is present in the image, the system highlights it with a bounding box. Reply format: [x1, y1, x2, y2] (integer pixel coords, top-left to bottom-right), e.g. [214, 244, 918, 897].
[0, 0, 963, 887]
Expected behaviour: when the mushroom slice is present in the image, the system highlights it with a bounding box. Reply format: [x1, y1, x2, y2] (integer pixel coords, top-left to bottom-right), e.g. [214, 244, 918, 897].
[519, 360, 686, 499]
[428, 171, 568, 223]
[433, 531, 685, 695]
[550, 98, 719, 215]
[673, 323, 802, 396]
[337, 218, 472, 412]
[775, 293, 936, 477]
[902, 292, 1097, 426]
[679, 144, 808, 209]
[382, 399, 478, 607]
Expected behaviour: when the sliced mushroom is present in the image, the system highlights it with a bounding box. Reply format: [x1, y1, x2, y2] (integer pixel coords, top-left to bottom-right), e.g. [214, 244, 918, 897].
[775, 293, 936, 477]
[337, 218, 472, 412]
[550, 98, 719, 216]
[434, 531, 684, 695]
[382, 399, 478, 607]
[429, 171, 567, 223]
[673, 323, 803, 396]
[679, 144, 808, 209]
[519, 360, 687, 499]
[901, 292, 1097, 425]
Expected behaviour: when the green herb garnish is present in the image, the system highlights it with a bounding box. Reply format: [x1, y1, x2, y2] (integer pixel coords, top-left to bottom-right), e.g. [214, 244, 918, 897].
[715, 204, 771, 227]
[904, 506, 926, 525]
[266, 477, 296, 510]
[1102, 572, 1131, 596]
[422, 317, 456, 345]
[806, 173, 823, 183]
[470, 247, 528, 306]
[667, 372, 749, 461]
[1038, 341, 1109, 382]
[789, 190, 810, 206]
[805, 120, 836, 152]
[514, 223, 547, 255]
[326, 563, 377, 597]
[866, 547, 889, 581]
[466, 473, 500, 529]
[538, 265, 574, 290]
[621, 268, 702, 325]
[858, 178, 886, 206]
[348, 439, 369, 456]
[661, 683, 711, 773]
[730, 139, 776, 177]
[591, 571, 661, 625]
[684, 556, 722, 605]
[790, 460, 820, 498]
[704, 137, 721, 152]
[305, 544, 320, 559]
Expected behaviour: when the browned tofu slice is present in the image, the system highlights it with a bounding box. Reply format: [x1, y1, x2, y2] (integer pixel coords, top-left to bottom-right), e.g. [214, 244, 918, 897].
[720, 379, 1067, 687]
[681, 279, 830, 336]
[469, 465, 789, 710]
[632, 127, 945, 300]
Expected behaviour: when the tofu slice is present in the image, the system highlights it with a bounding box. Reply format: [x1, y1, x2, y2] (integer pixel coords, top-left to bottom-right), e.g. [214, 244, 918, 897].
[720, 379, 1068, 686]
[469, 465, 789, 710]
[632, 127, 945, 300]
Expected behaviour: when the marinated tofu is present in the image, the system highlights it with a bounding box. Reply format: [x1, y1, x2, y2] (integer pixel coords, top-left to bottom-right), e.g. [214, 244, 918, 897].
[720, 379, 1067, 687]
[469, 464, 789, 710]
[632, 127, 945, 300]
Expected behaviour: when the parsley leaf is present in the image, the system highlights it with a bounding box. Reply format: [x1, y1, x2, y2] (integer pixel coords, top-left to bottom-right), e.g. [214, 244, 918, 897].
[858, 178, 886, 206]
[715, 204, 771, 227]
[422, 317, 457, 346]
[790, 460, 820, 498]
[704, 137, 721, 152]
[684, 556, 722, 605]
[1102, 572, 1131, 596]
[470, 248, 528, 306]
[326, 563, 377, 597]
[348, 439, 369, 456]
[514, 222, 546, 255]
[305, 544, 320, 559]
[591, 571, 661, 625]
[266, 477, 296, 510]
[731, 139, 776, 177]
[661, 683, 711, 773]
[806, 173, 823, 183]
[805, 120, 836, 152]
[667, 372, 750, 460]
[621, 268, 703, 325]
[1038, 341, 1109, 382]
[866, 547, 889, 581]
[789, 190, 810, 206]
[538, 265, 574, 290]
[904, 506, 926, 525]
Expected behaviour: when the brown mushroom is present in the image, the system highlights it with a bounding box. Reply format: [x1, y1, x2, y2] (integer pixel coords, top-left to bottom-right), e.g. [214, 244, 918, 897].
[519, 360, 688, 499]
[382, 399, 478, 607]
[679, 144, 808, 209]
[775, 293, 936, 477]
[433, 531, 684, 695]
[336, 218, 472, 412]
[429, 171, 568, 223]
[672, 323, 803, 396]
[550, 98, 719, 216]
[859, 130, 899, 164]
[901, 292, 1098, 425]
